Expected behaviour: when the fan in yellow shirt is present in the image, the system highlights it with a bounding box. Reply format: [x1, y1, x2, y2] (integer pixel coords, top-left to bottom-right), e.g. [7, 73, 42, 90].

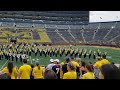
[32, 61, 44, 79]
[18, 59, 31, 79]
[101, 54, 110, 66]
[93, 57, 102, 79]
[63, 62, 77, 79]
[94, 57, 102, 69]
[81, 63, 94, 79]
[2, 61, 18, 79]
[70, 57, 79, 70]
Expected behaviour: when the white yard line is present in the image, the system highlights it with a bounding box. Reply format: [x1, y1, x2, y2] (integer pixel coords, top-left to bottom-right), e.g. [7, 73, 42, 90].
[0, 60, 8, 70]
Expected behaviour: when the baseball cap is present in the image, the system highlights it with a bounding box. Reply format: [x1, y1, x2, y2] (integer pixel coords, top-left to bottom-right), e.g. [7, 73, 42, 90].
[50, 59, 54, 62]
[54, 59, 59, 63]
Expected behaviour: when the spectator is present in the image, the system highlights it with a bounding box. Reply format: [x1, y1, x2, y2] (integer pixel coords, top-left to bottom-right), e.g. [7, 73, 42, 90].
[52, 59, 60, 79]
[62, 57, 70, 74]
[32, 61, 44, 79]
[75, 58, 81, 79]
[81, 63, 95, 79]
[80, 61, 86, 78]
[93, 56, 102, 79]
[101, 54, 110, 66]
[18, 59, 31, 79]
[63, 62, 77, 79]
[88, 61, 94, 70]
[0, 73, 11, 79]
[2, 61, 18, 79]
[76, 58, 81, 66]
[70, 56, 79, 71]
[46, 59, 55, 70]
[44, 69, 58, 79]
[30, 64, 34, 79]
[99, 64, 120, 79]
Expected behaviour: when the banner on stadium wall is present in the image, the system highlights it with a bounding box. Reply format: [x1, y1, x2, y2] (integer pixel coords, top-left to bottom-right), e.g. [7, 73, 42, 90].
[89, 11, 120, 23]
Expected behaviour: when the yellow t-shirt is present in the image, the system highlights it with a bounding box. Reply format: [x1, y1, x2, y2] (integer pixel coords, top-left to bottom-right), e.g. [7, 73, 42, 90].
[33, 66, 43, 79]
[63, 71, 77, 79]
[93, 61, 102, 68]
[82, 72, 95, 79]
[71, 61, 79, 69]
[101, 59, 110, 66]
[60, 67, 63, 79]
[18, 64, 31, 79]
[2, 67, 18, 79]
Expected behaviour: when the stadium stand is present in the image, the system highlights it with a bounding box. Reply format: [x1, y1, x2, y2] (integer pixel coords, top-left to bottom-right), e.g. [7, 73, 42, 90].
[0, 11, 120, 46]
[0, 11, 120, 79]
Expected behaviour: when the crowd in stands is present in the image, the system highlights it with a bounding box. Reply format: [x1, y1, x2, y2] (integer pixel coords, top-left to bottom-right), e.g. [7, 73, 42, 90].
[0, 53, 120, 79]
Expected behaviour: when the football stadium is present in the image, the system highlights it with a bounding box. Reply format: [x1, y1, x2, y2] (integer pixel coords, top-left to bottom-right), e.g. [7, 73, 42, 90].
[0, 11, 120, 79]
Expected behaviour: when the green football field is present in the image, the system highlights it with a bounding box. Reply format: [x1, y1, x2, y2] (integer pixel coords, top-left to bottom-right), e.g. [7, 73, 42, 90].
[0, 45, 120, 70]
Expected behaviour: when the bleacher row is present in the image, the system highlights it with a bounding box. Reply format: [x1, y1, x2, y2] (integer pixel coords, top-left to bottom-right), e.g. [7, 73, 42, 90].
[0, 21, 120, 46]
[0, 11, 89, 25]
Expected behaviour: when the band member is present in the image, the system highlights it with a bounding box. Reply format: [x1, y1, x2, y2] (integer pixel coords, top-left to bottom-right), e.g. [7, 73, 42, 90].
[39, 49, 42, 56]
[79, 49, 82, 58]
[35, 48, 37, 56]
[74, 49, 78, 58]
[55, 49, 57, 57]
[17, 54, 20, 62]
[0, 50, 2, 60]
[11, 53, 15, 61]
[59, 50, 62, 57]
[97, 49, 99, 56]
[48, 50, 53, 57]
[64, 49, 67, 56]
[93, 51, 96, 59]
[8, 52, 12, 61]
[83, 51, 87, 58]
[70, 49, 73, 57]
[20, 55, 22, 63]
[88, 49, 92, 59]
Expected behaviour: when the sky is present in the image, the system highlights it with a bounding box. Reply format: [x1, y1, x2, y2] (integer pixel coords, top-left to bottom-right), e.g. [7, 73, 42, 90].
[89, 11, 120, 23]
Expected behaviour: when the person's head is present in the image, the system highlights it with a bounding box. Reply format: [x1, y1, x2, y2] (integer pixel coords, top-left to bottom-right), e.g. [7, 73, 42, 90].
[99, 64, 120, 79]
[44, 69, 58, 79]
[85, 63, 93, 72]
[65, 57, 70, 63]
[75, 58, 81, 64]
[81, 61, 86, 67]
[70, 56, 75, 61]
[102, 54, 106, 59]
[67, 62, 75, 71]
[35, 61, 40, 70]
[7, 61, 14, 74]
[31, 64, 34, 68]
[0, 73, 11, 79]
[54, 59, 59, 64]
[111, 62, 115, 65]
[23, 59, 27, 64]
[96, 56, 101, 61]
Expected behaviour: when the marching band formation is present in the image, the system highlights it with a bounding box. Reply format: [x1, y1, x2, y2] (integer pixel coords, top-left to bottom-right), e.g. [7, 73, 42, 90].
[0, 43, 107, 63]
